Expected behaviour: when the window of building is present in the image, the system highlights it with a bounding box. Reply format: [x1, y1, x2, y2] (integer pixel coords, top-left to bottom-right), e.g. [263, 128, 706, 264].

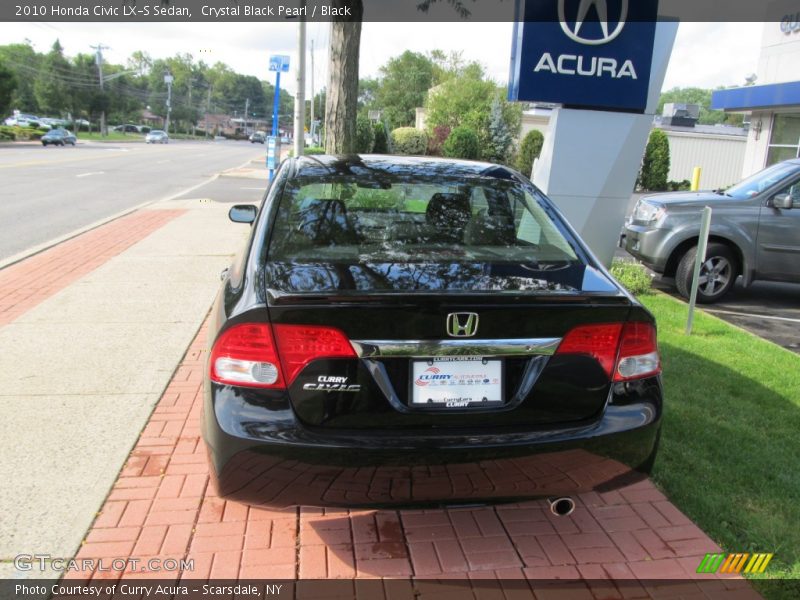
[767, 113, 800, 165]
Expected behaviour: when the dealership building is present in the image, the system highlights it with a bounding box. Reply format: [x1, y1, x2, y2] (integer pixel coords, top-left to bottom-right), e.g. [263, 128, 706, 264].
[712, 19, 800, 177]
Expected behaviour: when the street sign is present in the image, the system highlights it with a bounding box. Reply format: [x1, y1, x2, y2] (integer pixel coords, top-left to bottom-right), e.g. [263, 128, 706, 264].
[269, 55, 291, 73]
[266, 136, 281, 171]
[508, 0, 659, 113]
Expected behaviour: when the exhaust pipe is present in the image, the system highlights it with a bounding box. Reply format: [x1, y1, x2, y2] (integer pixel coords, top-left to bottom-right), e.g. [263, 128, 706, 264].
[548, 497, 576, 517]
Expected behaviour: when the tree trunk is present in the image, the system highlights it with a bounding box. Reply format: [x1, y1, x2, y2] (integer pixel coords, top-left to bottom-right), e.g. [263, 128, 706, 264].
[324, 1, 363, 154]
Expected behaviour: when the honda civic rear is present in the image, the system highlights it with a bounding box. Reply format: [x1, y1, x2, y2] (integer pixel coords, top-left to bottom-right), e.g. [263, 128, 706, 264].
[201, 155, 663, 507]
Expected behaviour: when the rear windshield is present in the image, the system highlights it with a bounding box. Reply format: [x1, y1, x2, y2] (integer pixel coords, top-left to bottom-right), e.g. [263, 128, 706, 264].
[268, 176, 578, 262]
[264, 175, 584, 294]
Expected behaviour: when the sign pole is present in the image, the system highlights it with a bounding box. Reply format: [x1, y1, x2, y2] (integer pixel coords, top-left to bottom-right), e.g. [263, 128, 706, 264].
[268, 55, 289, 180]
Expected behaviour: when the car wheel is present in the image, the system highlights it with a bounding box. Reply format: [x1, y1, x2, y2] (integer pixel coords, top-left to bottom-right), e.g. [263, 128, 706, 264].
[42, 142, 47, 146]
[675, 243, 738, 303]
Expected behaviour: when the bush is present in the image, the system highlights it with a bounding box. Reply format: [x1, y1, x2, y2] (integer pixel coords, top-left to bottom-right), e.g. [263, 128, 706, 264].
[667, 179, 691, 191]
[0, 126, 16, 141]
[390, 127, 427, 155]
[355, 117, 375, 153]
[287, 146, 325, 157]
[372, 122, 388, 153]
[442, 126, 480, 160]
[638, 129, 670, 191]
[515, 130, 544, 177]
[610, 259, 653, 296]
[427, 125, 450, 156]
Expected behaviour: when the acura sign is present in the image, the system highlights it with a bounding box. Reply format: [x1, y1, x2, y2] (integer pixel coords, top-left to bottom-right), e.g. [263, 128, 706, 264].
[509, 0, 659, 112]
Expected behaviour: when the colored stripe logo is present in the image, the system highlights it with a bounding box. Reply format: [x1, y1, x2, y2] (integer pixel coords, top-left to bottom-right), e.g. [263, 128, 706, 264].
[697, 553, 773, 574]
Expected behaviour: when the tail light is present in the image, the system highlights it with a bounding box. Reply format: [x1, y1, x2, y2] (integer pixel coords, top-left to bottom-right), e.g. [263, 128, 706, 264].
[273, 324, 356, 384]
[613, 322, 660, 382]
[209, 323, 355, 388]
[209, 323, 284, 388]
[556, 322, 660, 382]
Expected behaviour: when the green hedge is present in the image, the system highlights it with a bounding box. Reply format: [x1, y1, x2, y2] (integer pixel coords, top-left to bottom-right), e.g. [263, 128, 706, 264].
[515, 129, 544, 177]
[390, 127, 427, 155]
[442, 126, 479, 160]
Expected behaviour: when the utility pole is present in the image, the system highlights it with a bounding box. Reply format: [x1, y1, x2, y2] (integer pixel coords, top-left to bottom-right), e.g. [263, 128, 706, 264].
[244, 98, 249, 135]
[164, 72, 173, 134]
[310, 39, 315, 145]
[293, 7, 306, 158]
[90, 43, 110, 136]
[205, 86, 211, 138]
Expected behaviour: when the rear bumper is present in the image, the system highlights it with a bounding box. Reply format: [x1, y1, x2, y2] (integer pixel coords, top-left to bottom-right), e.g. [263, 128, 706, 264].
[203, 380, 662, 508]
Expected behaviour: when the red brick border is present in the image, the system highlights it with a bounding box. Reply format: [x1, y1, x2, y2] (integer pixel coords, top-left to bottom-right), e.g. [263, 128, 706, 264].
[0, 209, 186, 327]
[72, 322, 761, 598]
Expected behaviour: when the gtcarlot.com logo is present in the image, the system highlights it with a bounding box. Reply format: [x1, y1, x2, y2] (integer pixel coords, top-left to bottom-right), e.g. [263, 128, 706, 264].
[14, 553, 194, 573]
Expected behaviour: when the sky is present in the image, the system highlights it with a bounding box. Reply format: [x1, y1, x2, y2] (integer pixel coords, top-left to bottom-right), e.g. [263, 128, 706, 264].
[1, 21, 764, 99]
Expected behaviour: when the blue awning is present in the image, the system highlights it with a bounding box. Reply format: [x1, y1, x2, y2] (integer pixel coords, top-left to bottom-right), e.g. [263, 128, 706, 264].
[711, 81, 800, 112]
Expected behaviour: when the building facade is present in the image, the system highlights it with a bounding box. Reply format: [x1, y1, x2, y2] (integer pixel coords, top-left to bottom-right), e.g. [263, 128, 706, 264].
[712, 19, 800, 176]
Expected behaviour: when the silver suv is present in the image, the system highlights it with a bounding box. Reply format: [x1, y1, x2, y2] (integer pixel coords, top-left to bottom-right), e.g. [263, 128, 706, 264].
[623, 159, 800, 303]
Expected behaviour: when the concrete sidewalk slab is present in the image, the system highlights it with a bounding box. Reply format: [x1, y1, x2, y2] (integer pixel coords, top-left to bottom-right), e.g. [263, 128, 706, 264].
[0, 198, 248, 564]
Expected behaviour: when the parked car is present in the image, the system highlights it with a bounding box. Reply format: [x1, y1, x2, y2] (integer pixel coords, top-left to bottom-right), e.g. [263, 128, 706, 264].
[202, 155, 663, 508]
[113, 124, 141, 133]
[41, 129, 77, 146]
[623, 158, 800, 303]
[145, 130, 168, 144]
[249, 131, 266, 144]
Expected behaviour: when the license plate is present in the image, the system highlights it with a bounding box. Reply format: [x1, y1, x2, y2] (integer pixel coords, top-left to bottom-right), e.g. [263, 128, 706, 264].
[411, 357, 503, 408]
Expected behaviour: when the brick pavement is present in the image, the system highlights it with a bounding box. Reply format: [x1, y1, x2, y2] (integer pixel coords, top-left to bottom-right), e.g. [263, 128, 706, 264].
[0, 209, 186, 327]
[72, 322, 762, 598]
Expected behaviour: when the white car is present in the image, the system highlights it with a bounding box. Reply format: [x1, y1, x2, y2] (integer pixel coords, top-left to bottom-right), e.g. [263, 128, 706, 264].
[145, 130, 169, 144]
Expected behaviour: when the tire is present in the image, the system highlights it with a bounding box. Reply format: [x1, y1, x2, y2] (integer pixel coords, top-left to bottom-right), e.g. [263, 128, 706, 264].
[675, 243, 738, 303]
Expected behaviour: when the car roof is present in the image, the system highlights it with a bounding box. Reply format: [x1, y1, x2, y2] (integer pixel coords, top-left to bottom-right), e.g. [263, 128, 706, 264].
[291, 154, 521, 180]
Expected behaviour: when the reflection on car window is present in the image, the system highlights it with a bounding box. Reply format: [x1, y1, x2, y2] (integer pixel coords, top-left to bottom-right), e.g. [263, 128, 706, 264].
[726, 163, 800, 199]
[267, 176, 579, 265]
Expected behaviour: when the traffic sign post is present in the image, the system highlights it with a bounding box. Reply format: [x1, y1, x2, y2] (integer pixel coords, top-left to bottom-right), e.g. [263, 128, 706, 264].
[268, 55, 290, 180]
[266, 135, 281, 172]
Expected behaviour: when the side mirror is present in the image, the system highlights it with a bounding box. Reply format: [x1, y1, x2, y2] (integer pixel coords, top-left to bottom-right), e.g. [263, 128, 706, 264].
[228, 204, 257, 224]
[771, 193, 792, 210]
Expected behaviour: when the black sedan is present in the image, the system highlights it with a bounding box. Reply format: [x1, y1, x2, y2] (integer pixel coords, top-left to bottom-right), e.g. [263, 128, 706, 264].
[202, 155, 663, 508]
[41, 129, 77, 146]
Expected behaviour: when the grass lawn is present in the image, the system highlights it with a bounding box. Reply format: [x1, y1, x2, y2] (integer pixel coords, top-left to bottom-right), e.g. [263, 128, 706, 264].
[78, 131, 145, 142]
[641, 293, 800, 596]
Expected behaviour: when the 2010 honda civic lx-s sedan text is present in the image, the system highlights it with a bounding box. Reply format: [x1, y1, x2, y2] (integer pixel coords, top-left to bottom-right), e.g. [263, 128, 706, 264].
[202, 155, 663, 508]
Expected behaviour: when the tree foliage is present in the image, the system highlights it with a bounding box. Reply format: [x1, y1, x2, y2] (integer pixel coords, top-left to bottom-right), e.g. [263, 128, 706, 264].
[484, 96, 514, 165]
[442, 125, 479, 160]
[372, 121, 388, 153]
[0, 39, 296, 135]
[355, 116, 375, 153]
[515, 129, 544, 177]
[658, 86, 743, 126]
[375, 51, 434, 128]
[0, 60, 17, 117]
[639, 129, 670, 191]
[424, 62, 520, 162]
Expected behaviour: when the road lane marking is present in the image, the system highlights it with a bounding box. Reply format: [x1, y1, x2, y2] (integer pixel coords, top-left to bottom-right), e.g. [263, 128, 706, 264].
[76, 171, 105, 178]
[705, 308, 800, 324]
[156, 159, 170, 164]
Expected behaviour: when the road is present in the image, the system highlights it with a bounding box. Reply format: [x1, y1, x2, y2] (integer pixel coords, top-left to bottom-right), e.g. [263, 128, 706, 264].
[0, 139, 265, 261]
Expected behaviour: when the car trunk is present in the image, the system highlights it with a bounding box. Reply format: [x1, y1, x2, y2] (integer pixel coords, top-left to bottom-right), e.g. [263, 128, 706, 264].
[264, 261, 633, 433]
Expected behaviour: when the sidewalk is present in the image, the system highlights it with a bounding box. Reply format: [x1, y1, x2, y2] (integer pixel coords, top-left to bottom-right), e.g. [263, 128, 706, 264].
[0, 196, 248, 569]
